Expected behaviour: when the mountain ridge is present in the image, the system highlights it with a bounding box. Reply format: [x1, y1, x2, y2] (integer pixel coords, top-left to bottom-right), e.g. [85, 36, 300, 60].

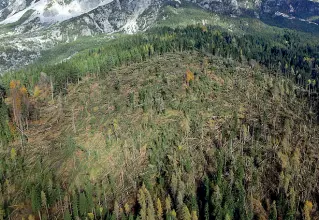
[1, 0, 319, 26]
[0, 0, 318, 75]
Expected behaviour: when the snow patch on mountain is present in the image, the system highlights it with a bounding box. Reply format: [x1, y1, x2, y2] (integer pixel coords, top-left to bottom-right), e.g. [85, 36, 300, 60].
[275, 11, 319, 25]
[122, 19, 139, 34]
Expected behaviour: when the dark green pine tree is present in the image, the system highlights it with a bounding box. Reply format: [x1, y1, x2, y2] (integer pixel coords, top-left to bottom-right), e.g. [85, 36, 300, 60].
[269, 201, 278, 220]
[223, 184, 235, 220]
[79, 192, 88, 217]
[86, 183, 94, 212]
[31, 186, 41, 213]
[212, 184, 222, 220]
[0, 101, 11, 145]
[72, 193, 79, 219]
[64, 209, 72, 220]
[203, 175, 210, 220]
[234, 158, 249, 220]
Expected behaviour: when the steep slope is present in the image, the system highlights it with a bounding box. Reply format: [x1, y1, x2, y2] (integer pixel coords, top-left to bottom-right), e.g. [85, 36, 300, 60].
[2, 50, 319, 219]
[261, 0, 319, 20]
[0, 0, 162, 74]
[0, 0, 161, 32]
[0, 0, 114, 24]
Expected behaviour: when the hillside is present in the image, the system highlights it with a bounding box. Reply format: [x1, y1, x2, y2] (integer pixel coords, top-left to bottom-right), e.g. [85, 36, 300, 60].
[0, 23, 319, 219]
[2, 52, 319, 219]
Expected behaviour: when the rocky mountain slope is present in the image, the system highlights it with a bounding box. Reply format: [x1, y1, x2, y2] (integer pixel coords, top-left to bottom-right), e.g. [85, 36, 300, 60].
[0, 0, 318, 74]
[1, 0, 318, 25]
[0, 0, 162, 73]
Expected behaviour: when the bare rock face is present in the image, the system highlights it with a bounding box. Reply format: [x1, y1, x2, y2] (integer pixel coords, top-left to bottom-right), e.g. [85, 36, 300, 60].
[0, 0, 26, 21]
[0, 0, 165, 36]
[184, 0, 319, 19]
[261, 0, 319, 19]
[0, 0, 164, 74]
[184, 0, 240, 14]
[0, 0, 115, 24]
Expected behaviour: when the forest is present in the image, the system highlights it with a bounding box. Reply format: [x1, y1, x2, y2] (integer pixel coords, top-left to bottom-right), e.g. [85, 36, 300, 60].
[2, 25, 319, 95]
[0, 24, 319, 219]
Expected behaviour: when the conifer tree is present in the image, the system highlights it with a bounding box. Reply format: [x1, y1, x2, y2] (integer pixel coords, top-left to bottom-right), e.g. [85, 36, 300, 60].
[0, 203, 5, 220]
[31, 186, 41, 213]
[303, 201, 313, 220]
[31, 186, 42, 220]
[165, 195, 172, 220]
[72, 193, 79, 219]
[124, 203, 131, 216]
[171, 174, 178, 199]
[113, 200, 120, 219]
[269, 201, 277, 220]
[286, 188, 296, 220]
[191, 211, 198, 220]
[138, 187, 147, 219]
[0, 101, 11, 146]
[64, 210, 72, 220]
[145, 187, 156, 220]
[138, 184, 155, 220]
[88, 212, 94, 220]
[203, 176, 210, 220]
[189, 195, 198, 215]
[181, 205, 191, 220]
[212, 185, 222, 220]
[79, 192, 88, 217]
[86, 184, 94, 212]
[41, 190, 48, 217]
[171, 210, 177, 220]
[234, 158, 247, 219]
[156, 198, 163, 220]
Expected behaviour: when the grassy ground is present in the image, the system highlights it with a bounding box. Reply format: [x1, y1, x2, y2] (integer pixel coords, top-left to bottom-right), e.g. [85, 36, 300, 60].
[36, 34, 118, 65]
[155, 5, 305, 36]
